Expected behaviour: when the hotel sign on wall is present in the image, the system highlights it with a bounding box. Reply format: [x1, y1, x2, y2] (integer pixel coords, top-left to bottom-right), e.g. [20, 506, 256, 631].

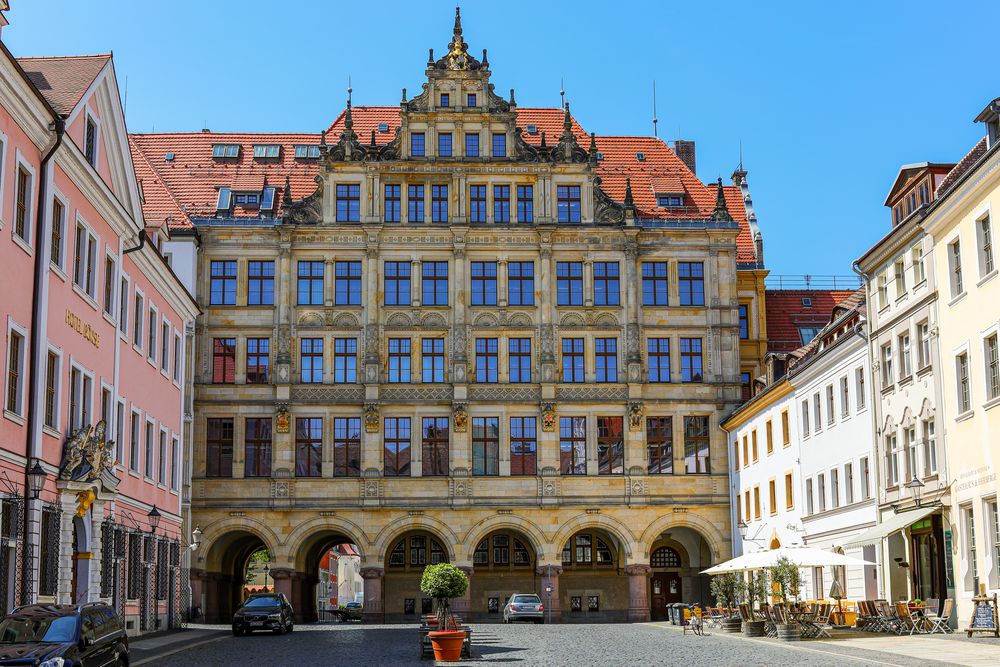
[65, 309, 100, 348]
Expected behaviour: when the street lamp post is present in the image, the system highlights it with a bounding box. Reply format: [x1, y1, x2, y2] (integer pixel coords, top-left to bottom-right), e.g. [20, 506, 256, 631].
[905, 476, 924, 507]
[545, 585, 552, 625]
[263, 563, 271, 592]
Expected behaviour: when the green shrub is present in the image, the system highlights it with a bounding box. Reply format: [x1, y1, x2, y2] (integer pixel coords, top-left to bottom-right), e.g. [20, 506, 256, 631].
[420, 563, 469, 625]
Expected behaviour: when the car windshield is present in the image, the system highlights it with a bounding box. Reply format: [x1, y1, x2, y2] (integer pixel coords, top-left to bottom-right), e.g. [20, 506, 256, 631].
[346, 603, 361, 608]
[513, 595, 540, 604]
[0, 615, 78, 644]
[243, 597, 280, 608]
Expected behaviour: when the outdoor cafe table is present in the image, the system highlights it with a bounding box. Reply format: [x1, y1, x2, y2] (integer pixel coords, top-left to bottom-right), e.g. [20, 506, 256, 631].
[790, 610, 819, 638]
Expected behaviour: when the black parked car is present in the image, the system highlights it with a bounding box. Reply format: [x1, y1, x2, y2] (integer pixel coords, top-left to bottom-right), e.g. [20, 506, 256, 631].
[232, 593, 294, 636]
[0, 602, 128, 667]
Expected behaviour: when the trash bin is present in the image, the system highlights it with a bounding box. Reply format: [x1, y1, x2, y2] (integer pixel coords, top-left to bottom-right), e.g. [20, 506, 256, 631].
[668, 603, 680, 625]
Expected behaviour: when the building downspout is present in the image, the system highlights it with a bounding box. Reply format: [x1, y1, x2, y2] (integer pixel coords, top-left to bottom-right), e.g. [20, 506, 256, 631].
[23, 117, 66, 602]
[852, 259, 886, 599]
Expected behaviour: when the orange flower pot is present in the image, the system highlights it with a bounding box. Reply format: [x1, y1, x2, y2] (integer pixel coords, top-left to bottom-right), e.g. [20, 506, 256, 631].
[428, 629, 466, 662]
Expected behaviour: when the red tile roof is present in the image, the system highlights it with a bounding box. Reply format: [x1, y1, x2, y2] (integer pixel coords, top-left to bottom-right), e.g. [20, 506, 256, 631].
[936, 137, 988, 198]
[765, 289, 856, 353]
[131, 106, 756, 263]
[16, 54, 110, 116]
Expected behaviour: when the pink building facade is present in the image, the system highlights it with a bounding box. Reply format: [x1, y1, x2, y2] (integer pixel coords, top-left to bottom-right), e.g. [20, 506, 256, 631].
[0, 13, 198, 635]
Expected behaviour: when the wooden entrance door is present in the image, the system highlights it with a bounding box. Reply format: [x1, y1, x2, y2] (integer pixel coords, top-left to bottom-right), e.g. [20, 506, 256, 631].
[650, 572, 681, 620]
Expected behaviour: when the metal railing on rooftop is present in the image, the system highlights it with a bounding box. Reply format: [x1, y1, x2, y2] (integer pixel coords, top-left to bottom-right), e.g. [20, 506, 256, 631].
[765, 275, 862, 290]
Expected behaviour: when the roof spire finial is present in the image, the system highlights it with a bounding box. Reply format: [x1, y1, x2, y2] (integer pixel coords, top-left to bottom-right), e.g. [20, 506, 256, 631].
[652, 80, 658, 138]
[563, 101, 572, 131]
[560, 77, 565, 110]
[283, 175, 293, 208]
[711, 177, 732, 221]
[588, 132, 598, 163]
[344, 76, 354, 130]
[624, 177, 635, 208]
[454, 5, 463, 37]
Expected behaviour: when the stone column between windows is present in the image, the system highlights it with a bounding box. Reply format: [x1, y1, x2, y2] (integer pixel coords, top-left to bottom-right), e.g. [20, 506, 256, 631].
[412, 259, 422, 307]
[277, 245, 292, 325]
[452, 243, 470, 469]
[583, 258, 594, 307]
[585, 413, 599, 476]
[232, 417, 246, 479]
[88, 500, 104, 603]
[324, 259, 334, 307]
[56, 493, 76, 604]
[497, 259, 508, 307]
[673, 416, 687, 474]
[234, 338, 247, 385]
[624, 408, 645, 473]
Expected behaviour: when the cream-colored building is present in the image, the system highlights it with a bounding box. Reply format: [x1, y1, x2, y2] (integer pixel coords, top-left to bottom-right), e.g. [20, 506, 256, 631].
[131, 10, 769, 623]
[923, 97, 1000, 623]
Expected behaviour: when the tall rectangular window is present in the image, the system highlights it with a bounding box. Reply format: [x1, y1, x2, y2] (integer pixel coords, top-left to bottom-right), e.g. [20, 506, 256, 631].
[766, 419, 774, 454]
[949, 239, 964, 296]
[384, 184, 401, 222]
[642, 262, 668, 305]
[408, 184, 425, 222]
[384, 417, 411, 477]
[247, 337, 273, 383]
[739, 304, 749, 339]
[300, 338, 323, 383]
[510, 417, 537, 475]
[148, 309, 157, 362]
[784, 473, 794, 510]
[388, 338, 411, 383]
[597, 416, 624, 475]
[146, 423, 156, 479]
[471, 262, 497, 306]
[912, 245, 925, 284]
[438, 132, 452, 157]
[508, 262, 534, 305]
[978, 215, 995, 277]
[559, 416, 586, 475]
[782, 410, 790, 445]
[493, 185, 510, 223]
[885, 434, 899, 487]
[840, 376, 850, 417]
[422, 338, 445, 383]
[860, 456, 871, 499]
[333, 417, 361, 477]
[333, 338, 357, 383]
[557, 262, 583, 305]
[336, 183, 360, 222]
[508, 338, 531, 383]
[826, 385, 835, 424]
[206, 418, 233, 477]
[14, 167, 29, 240]
[5, 331, 24, 416]
[295, 417, 322, 477]
[899, 333, 912, 379]
[881, 343, 893, 387]
[813, 393, 822, 432]
[212, 338, 236, 384]
[129, 412, 140, 472]
[173, 333, 182, 383]
[171, 436, 180, 489]
[475, 338, 498, 383]
[856, 367, 866, 409]
[556, 185, 581, 223]
[297, 261, 324, 305]
[410, 132, 425, 157]
[464, 133, 479, 157]
[917, 321, 931, 369]
[966, 507, 979, 590]
[895, 258, 906, 297]
[986, 334, 1000, 400]
[119, 277, 128, 335]
[595, 338, 617, 383]
[561, 338, 584, 382]
[210, 260, 237, 305]
[830, 468, 840, 508]
[133, 293, 143, 347]
[817, 473, 827, 512]
[684, 415, 710, 474]
[957, 352, 971, 413]
[432, 185, 448, 222]
[103, 256, 116, 315]
[472, 416, 499, 476]
[492, 133, 507, 158]
[44, 351, 58, 428]
[334, 261, 362, 305]
[845, 462, 855, 504]
[384, 261, 411, 305]
[593, 262, 620, 306]
[806, 479, 815, 514]
[923, 418, 937, 476]
[648, 338, 670, 383]
[422, 417, 450, 476]
[245, 417, 272, 477]
[678, 262, 705, 306]
[85, 117, 98, 165]
[647, 417, 673, 474]
[161, 322, 170, 372]
[516, 185, 533, 222]
[680, 338, 703, 382]
[470, 184, 487, 223]
[247, 260, 274, 305]
[422, 261, 448, 305]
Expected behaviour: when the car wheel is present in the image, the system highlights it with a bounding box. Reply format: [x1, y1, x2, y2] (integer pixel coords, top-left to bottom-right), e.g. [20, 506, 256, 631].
[232, 628, 243, 637]
[287, 621, 294, 633]
[535, 619, 543, 624]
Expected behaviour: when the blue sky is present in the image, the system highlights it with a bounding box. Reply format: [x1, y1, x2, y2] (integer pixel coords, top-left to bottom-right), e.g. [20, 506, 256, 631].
[5, 1, 997, 276]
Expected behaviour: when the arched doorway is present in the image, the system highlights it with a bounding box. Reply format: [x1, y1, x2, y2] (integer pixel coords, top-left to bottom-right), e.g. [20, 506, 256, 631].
[470, 530, 537, 621]
[383, 530, 449, 623]
[294, 531, 363, 623]
[648, 545, 682, 621]
[202, 531, 270, 623]
[560, 529, 627, 622]
[646, 526, 714, 618]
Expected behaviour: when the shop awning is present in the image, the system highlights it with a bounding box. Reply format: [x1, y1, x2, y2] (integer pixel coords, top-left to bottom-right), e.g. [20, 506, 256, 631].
[842, 506, 937, 548]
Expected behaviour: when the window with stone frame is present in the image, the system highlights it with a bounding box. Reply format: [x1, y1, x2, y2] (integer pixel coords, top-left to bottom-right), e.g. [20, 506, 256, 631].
[333, 417, 362, 477]
[510, 416, 537, 475]
[333, 338, 357, 383]
[647, 338, 670, 383]
[561, 533, 614, 566]
[422, 338, 446, 383]
[388, 534, 445, 567]
[384, 417, 411, 477]
[642, 262, 669, 305]
[683, 415, 710, 474]
[212, 338, 236, 384]
[593, 262, 620, 306]
[297, 261, 324, 305]
[247, 260, 275, 305]
[557, 262, 583, 306]
[384, 261, 411, 305]
[300, 338, 323, 383]
[597, 416, 624, 475]
[384, 183, 401, 222]
[561, 338, 585, 382]
[387, 338, 411, 383]
[422, 261, 449, 305]
[508, 261, 534, 305]
[422, 417, 450, 477]
[559, 416, 586, 475]
[475, 338, 498, 383]
[471, 261, 497, 306]
[680, 338, 703, 382]
[408, 184, 425, 222]
[334, 261, 362, 305]
[651, 546, 681, 568]
[295, 417, 322, 478]
[470, 184, 487, 222]
[210, 260, 237, 305]
[472, 416, 500, 476]
[206, 418, 234, 477]
[646, 416, 673, 474]
[508, 338, 531, 383]
[246, 338, 270, 384]
[595, 338, 618, 383]
[678, 262, 705, 306]
[473, 533, 532, 568]
[336, 183, 360, 222]
[556, 185, 581, 223]
[493, 185, 510, 223]
[244, 417, 272, 478]
[432, 184, 448, 222]
[516, 185, 533, 222]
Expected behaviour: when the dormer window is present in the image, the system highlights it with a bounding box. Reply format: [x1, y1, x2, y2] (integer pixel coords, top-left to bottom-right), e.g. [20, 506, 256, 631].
[378, 123, 390, 133]
[234, 193, 260, 206]
[467, 93, 477, 107]
[216, 186, 232, 215]
[526, 124, 538, 135]
[84, 115, 99, 167]
[636, 152, 646, 161]
[657, 195, 683, 207]
[253, 144, 280, 160]
[261, 186, 276, 213]
[440, 93, 450, 107]
[212, 144, 240, 159]
[294, 145, 321, 159]
[802, 297, 812, 307]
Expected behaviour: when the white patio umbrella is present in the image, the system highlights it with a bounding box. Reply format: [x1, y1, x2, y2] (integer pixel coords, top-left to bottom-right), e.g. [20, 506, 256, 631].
[701, 546, 874, 574]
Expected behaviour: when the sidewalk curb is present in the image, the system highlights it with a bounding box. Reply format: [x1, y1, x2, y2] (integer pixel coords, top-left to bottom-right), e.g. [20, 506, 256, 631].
[132, 633, 229, 666]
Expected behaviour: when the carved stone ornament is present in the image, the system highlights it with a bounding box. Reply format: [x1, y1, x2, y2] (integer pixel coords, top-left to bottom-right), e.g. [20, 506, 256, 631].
[628, 401, 644, 432]
[365, 402, 380, 433]
[453, 403, 468, 432]
[58, 420, 114, 482]
[541, 402, 556, 432]
[275, 403, 291, 434]
[282, 175, 323, 225]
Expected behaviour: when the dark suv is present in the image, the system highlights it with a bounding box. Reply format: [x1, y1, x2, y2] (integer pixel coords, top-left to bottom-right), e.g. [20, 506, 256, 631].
[0, 602, 128, 667]
[232, 593, 294, 636]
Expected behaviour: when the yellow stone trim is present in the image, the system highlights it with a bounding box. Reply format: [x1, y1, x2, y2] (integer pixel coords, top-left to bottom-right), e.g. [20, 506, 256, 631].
[720, 379, 793, 432]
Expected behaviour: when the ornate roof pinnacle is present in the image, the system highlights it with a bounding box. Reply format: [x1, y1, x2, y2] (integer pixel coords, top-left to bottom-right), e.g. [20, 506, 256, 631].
[563, 102, 572, 130]
[624, 177, 635, 208]
[454, 5, 463, 36]
[711, 177, 732, 221]
[283, 175, 293, 207]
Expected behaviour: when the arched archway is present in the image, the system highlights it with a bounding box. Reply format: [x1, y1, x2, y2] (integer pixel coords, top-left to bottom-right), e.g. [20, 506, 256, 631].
[199, 530, 271, 623]
[644, 525, 719, 618]
[469, 529, 538, 621]
[383, 529, 451, 623]
[293, 529, 364, 623]
[558, 528, 628, 622]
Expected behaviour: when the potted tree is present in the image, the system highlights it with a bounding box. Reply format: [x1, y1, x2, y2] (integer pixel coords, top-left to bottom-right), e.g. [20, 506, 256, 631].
[769, 557, 802, 641]
[709, 572, 743, 633]
[742, 571, 767, 637]
[420, 563, 469, 662]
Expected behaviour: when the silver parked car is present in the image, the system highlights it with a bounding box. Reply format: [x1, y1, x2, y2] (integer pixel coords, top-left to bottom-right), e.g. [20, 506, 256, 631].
[502, 594, 544, 623]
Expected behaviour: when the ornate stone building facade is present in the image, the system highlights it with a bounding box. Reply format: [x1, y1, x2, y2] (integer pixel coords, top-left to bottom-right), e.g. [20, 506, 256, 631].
[131, 10, 767, 623]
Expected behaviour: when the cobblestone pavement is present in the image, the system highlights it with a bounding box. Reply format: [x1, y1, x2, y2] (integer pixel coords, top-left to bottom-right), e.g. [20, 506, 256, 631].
[143, 622, 1000, 666]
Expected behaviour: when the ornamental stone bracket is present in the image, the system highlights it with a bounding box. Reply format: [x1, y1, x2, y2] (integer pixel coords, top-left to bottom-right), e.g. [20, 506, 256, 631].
[270, 473, 293, 509]
[625, 471, 647, 507]
[360, 472, 383, 508]
[449, 470, 473, 507]
[537, 468, 560, 506]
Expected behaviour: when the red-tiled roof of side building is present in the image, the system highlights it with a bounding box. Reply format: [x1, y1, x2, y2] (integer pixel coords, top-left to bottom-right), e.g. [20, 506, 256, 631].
[16, 54, 111, 116]
[935, 137, 988, 198]
[765, 289, 856, 353]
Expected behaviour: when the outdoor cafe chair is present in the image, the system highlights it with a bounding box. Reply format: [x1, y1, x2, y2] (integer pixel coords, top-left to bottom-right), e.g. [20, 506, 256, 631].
[925, 598, 953, 634]
[875, 600, 899, 634]
[812, 602, 833, 638]
[924, 598, 940, 617]
[705, 607, 724, 629]
[894, 602, 924, 635]
[761, 605, 778, 638]
[859, 601, 880, 631]
[738, 604, 754, 623]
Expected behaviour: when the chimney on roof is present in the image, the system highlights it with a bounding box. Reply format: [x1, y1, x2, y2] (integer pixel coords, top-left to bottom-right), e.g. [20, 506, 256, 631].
[674, 140, 696, 174]
[201, 128, 211, 133]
